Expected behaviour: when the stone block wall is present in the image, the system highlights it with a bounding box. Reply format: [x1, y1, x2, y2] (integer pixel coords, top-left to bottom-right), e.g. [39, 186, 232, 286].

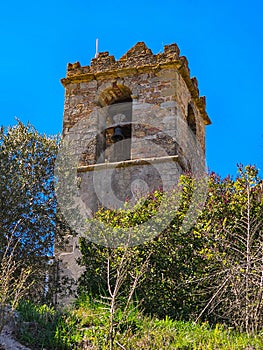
[61, 41, 211, 153]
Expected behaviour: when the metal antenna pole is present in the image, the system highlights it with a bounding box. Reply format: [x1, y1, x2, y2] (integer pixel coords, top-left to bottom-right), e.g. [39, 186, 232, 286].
[95, 38, 99, 58]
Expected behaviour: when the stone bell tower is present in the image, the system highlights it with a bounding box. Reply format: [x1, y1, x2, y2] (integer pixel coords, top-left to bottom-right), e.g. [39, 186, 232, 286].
[60, 41, 211, 208]
[61, 42, 210, 142]
[55, 42, 211, 302]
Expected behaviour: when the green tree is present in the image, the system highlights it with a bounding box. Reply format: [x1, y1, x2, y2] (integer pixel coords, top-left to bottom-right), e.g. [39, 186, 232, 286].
[196, 165, 263, 333]
[79, 165, 263, 333]
[0, 121, 59, 302]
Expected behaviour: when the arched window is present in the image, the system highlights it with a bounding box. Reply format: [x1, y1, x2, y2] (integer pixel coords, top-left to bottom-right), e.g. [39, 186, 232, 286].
[97, 85, 133, 163]
[187, 103, 197, 135]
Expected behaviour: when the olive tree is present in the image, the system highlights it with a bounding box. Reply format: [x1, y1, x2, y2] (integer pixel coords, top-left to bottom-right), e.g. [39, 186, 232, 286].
[0, 121, 59, 303]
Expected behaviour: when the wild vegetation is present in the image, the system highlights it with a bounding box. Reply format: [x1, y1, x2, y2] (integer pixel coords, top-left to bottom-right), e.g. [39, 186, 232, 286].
[16, 297, 263, 350]
[0, 122, 58, 306]
[0, 121, 263, 349]
[79, 165, 263, 335]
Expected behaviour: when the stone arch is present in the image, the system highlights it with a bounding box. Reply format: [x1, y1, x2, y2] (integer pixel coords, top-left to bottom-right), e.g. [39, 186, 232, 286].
[96, 83, 132, 107]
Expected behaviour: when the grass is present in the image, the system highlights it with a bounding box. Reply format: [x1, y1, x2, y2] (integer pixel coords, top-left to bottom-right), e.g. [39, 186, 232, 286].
[16, 297, 263, 350]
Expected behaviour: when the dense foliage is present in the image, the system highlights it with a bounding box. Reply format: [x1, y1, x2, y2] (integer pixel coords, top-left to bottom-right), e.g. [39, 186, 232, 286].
[79, 165, 263, 333]
[1, 120, 263, 347]
[0, 121, 59, 302]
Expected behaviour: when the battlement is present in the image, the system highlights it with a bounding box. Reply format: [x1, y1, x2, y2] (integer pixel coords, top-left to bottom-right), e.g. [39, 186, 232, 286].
[65, 42, 181, 76]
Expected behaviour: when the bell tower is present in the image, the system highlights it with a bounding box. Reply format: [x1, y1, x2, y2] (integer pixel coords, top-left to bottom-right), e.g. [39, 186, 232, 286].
[60, 41, 211, 206]
[62, 43, 210, 145]
[56, 42, 211, 303]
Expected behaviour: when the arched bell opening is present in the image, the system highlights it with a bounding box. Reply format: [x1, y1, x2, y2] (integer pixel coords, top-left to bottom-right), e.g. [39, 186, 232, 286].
[187, 103, 197, 136]
[96, 85, 133, 163]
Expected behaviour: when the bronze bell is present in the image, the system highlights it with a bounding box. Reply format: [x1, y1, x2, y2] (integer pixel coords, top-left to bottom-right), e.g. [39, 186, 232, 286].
[112, 126, 124, 142]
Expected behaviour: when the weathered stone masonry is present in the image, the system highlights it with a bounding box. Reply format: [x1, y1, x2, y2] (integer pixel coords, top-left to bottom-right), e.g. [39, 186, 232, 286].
[62, 42, 210, 146]
[60, 41, 211, 209]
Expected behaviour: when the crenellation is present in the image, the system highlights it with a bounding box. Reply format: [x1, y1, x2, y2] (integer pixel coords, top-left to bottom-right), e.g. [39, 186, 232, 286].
[164, 43, 180, 57]
[91, 52, 116, 71]
[119, 42, 153, 60]
[191, 77, 199, 95]
[67, 61, 81, 71]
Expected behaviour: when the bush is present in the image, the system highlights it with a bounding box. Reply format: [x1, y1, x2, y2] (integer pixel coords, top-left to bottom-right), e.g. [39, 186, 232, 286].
[79, 166, 263, 333]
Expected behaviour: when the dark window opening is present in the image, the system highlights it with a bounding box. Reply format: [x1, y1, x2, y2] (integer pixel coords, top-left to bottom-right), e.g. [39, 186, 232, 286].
[187, 103, 197, 135]
[104, 96, 133, 163]
[105, 123, 132, 162]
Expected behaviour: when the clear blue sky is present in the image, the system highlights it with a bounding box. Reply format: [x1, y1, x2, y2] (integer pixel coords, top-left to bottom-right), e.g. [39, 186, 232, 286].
[1, 0, 262, 178]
